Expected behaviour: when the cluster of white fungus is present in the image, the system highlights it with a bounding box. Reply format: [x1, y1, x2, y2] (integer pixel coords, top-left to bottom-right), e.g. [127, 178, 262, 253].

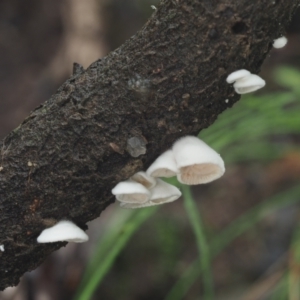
[227, 36, 287, 94]
[226, 69, 265, 94]
[37, 220, 89, 244]
[112, 136, 225, 209]
[36, 138, 224, 241]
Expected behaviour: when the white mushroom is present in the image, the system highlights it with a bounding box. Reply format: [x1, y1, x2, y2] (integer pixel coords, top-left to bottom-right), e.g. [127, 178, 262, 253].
[0, 244, 4, 252]
[273, 36, 288, 49]
[172, 136, 225, 185]
[146, 150, 179, 178]
[149, 179, 181, 204]
[119, 201, 155, 209]
[112, 180, 150, 203]
[233, 74, 266, 94]
[37, 220, 89, 243]
[130, 171, 156, 189]
[226, 69, 251, 84]
[120, 179, 181, 209]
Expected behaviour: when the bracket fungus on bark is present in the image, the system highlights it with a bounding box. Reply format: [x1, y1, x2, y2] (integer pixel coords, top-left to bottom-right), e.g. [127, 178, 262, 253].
[149, 179, 182, 204]
[233, 74, 266, 94]
[120, 179, 182, 209]
[112, 181, 151, 203]
[226, 70, 266, 94]
[172, 136, 225, 185]
[146, 150, 179, 178]
[114, 136, 226, 207]
[37, 221, 89, 243]
[226, 69, 251, 84]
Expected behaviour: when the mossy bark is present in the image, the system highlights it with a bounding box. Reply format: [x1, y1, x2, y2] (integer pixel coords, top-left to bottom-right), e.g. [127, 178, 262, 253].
[0, 0, 299, 290]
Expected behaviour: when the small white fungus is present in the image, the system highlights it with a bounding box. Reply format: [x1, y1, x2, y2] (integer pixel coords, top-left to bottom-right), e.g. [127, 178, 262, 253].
[120, 179, 181, 209]
[149, 179, 181, 204]
[146, 150, 179, 178]
[273, 36, 288, 49]
[0, 244, 4, 252]
[226, 69, 266, 94]
[233, 74, 266, 94]
[37, 220, 89, 243]
[112, 180, 150, 203]
[226, 69, 251, 84]
[172, 136, 225, 185]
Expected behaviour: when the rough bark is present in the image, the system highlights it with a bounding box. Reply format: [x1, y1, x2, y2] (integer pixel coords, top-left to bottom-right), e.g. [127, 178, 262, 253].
[0, 0, 298, 290]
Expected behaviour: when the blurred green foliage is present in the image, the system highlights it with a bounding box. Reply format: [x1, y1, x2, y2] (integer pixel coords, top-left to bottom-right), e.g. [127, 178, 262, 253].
[75, 67, 300, 300]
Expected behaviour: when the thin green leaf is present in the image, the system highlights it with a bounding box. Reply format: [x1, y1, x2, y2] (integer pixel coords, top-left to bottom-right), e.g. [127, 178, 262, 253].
[75, 207, 157, 300]
[165, 186, 300, 300]
[182, 184, 214, 300]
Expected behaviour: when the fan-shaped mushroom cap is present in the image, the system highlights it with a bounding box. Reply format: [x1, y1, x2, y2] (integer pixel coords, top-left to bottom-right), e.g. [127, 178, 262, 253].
[37, 220, 89, 243]
[149, 179, 181, 204]
[146, 150, 179, 178]
[120, 179, 181, 209]
[273, 36, 288, 49]
[112, 181, 150, 203]
[233, 74, 265, 94]
[226, 69, 251, 84]
[172, 136, 225, 185]
[119, 201, 154, 209]
[130, 171, 156, 189]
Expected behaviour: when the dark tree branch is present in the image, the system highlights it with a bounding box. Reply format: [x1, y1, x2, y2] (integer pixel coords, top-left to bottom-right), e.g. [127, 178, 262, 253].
[0, 0, 299, 290]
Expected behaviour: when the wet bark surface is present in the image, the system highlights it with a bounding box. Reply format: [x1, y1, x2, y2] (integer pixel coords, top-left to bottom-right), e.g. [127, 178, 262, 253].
[0, 0, 299, 290]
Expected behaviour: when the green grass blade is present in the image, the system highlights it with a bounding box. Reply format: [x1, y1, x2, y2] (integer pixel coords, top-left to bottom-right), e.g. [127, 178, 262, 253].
[288, 224, 300, 299]
[210, 187, 300, 254]
[75, 207, 157, 300]
[271, 274, 288, 300]
[182, 184, 214, 300]
[165, 186, 300, 300]
[78, 210, 133, 289]
[201, 91, 299, 154]
[274, 67, 300, 93]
